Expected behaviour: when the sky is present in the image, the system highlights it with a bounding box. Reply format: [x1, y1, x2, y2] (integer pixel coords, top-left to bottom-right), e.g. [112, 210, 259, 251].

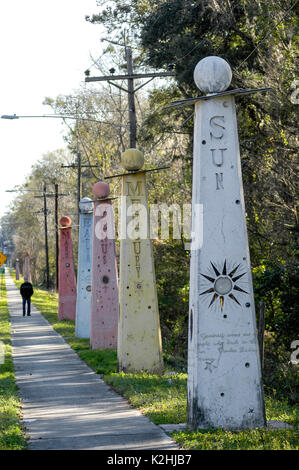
[0, 0, 104, 218]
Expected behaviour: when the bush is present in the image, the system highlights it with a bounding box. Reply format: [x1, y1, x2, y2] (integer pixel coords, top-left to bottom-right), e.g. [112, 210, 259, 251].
[153, 240, 189, 364]
[263, 332, 299, 405]
[254, 260, 299, 350]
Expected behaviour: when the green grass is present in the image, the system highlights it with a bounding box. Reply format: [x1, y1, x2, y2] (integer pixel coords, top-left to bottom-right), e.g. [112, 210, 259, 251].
[0, 273, 27, 450]
[104, 372, 187, 425]
[171, 427, 298, 450]
[8, 270, 299, 450]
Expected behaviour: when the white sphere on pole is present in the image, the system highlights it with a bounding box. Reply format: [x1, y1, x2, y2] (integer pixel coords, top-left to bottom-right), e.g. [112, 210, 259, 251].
[79, 197, 93, 213]
[194, 56, 232, 93]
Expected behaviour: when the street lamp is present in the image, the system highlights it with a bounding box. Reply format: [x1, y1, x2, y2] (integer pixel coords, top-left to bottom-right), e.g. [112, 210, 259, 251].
[1, 113, 129, 128]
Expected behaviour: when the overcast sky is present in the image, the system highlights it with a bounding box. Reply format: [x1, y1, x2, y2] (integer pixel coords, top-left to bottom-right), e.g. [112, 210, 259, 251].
[0, 0, 104, 217]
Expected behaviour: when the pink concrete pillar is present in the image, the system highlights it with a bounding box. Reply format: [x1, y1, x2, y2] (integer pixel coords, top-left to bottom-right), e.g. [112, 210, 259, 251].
[90, 182, 119, 349]
[15, 259, 20, 280]
[58, 216, 77, 321]
[24, 253, 32, 282]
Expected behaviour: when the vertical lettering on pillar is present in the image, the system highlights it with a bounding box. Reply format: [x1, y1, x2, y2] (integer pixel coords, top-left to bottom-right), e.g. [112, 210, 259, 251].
[126, 179, 144, 279]
[101, 240, 108, 265]
[133, 239, 141, 277]
[210, 116, 225, 141]
[216, 173, 224, 190]
[84, 219, 91, 265]
[64, 233, 69, 259]
[209, 115, 226, 190]
[126, 181, 143, 197]
[211, 148, 227, 167]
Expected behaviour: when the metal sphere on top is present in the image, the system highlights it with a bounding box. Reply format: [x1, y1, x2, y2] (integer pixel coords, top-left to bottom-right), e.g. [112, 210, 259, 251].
[60, 216, 71, 227]
[93, 181, 110, 199]
[79, 197, 93, 213]
[194, 56, 232, 94]
[121, 148, 144, 171]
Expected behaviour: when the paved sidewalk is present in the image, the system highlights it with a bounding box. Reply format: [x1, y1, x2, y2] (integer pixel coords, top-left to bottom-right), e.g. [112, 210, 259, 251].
[5, 271, 179, 450]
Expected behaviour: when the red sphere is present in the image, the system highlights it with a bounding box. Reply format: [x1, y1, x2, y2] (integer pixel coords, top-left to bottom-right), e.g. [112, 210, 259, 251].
[60, 216, 71, 227]
[93, 181, 110, 199]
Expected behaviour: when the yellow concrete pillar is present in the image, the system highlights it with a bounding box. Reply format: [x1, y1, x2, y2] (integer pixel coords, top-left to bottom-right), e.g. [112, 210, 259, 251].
[118, 149, 163, 374]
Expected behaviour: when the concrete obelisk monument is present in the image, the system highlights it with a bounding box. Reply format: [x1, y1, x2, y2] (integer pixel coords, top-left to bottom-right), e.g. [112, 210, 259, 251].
[117, 149, 163, 373]
[186, 56, 266, 429]
[58, 216, 77, 321]
[90, 182, 119, 349]
[75, 198, 93, 338]
[15, 259, 20, 280]
[24, 253, 31, 282]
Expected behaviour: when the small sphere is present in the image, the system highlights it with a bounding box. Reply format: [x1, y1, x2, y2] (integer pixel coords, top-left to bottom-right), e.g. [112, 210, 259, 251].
[79, 197, 93, 213]
[60, 216, 71, 227]
[194, 56, 232, 93]
[121, 148, 144, 171]
[93, 181, 110, 199]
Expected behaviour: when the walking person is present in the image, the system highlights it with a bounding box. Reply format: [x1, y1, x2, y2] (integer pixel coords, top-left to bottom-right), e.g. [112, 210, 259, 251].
[20, 278, 34, 316]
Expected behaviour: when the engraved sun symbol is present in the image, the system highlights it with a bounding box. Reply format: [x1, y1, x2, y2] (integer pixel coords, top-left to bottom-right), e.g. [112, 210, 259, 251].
[200, 260, 248, 311]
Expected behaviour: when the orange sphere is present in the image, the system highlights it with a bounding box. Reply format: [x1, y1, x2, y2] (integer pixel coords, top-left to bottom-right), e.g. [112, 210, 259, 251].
[60, 216, 71, 227]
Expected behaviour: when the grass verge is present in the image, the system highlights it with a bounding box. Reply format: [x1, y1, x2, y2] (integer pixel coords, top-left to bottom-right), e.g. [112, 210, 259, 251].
[10, 271, 299, 450]
[0, 273, 27, 450]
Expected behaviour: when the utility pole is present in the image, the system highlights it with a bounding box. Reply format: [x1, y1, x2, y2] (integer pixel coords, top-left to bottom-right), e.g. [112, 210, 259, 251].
[54, 183, 59, 291]
[77, 150, 81, 217]
[85, 46, 175, 147]
[61, 154, 97, 225]
[34, 185, 68, 290]
[126, 47, 137, 148]
[33, 185, 50, 289]
[43, 184, 50, 289]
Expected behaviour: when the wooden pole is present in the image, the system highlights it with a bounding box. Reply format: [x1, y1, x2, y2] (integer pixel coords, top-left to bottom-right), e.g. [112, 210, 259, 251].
[54, 183, 59, 290]
[43, 184, 50, 289]
[125, 47, 137, 148]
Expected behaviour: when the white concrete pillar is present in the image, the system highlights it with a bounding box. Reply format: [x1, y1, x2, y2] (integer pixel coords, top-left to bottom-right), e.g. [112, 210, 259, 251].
[75, 197, 93, 338]
[187, 56, 266, 430]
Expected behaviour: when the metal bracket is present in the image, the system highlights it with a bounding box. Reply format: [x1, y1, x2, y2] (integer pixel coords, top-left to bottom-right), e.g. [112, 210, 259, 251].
[104, 166, 171, 180]
[164, 87, 273, 110]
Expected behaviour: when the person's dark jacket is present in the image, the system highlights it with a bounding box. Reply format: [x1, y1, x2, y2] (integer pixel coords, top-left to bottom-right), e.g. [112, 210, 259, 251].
[20, 282, 34, 299]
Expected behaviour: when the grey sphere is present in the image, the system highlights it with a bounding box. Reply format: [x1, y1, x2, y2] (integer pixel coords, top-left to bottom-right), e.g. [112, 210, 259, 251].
[194, 56, 232, 93]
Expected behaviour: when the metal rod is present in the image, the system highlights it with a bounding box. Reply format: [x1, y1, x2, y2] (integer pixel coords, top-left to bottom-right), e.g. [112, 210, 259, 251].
[164, 87, 273, 110]
[85, 72, 175, 82]
[104, 165, 171, 179]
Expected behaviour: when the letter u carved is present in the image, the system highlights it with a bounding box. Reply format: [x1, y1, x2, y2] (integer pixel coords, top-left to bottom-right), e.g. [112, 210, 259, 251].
[210, 148, 227, 167]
